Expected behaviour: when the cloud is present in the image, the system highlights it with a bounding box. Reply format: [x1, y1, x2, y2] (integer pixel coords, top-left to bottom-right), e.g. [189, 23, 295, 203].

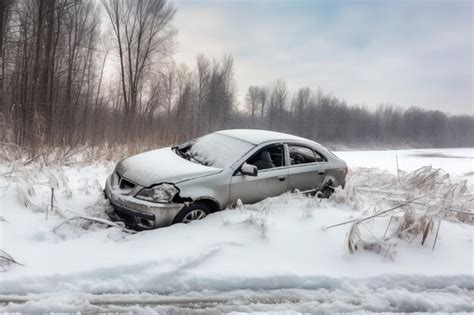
[173, 0, 472, 115]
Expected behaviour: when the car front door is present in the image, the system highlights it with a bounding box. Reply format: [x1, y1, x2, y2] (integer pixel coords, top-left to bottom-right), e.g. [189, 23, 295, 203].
[287, 144, 327, 192]
[229, 144, 288, 205]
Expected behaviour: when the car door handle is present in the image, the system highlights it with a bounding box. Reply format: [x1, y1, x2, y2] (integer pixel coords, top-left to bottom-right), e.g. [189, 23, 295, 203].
[318, 171, 325, 175]
[278, 175, 287, 181]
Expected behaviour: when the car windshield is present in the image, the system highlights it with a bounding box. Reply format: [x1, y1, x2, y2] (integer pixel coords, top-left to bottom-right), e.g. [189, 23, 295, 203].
[174, 133, 255, 168]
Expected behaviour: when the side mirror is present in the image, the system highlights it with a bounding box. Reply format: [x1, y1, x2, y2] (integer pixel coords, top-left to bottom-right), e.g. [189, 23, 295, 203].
[240, 163, 258, 176]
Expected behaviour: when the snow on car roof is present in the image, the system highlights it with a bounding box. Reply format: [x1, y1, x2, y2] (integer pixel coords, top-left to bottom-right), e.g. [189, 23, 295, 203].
[216, 129, 318, 146]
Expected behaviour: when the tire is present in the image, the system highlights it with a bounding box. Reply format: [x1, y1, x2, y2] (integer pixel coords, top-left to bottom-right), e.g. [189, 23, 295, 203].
[172, 202, 212, 224]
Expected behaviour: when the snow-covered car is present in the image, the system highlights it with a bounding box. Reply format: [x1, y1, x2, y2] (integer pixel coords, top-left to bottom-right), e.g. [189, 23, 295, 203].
[104, 129, 347, 230]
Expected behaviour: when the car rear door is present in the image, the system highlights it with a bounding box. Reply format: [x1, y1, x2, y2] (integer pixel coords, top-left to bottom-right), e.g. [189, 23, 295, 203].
[287, 144, 327, 192]
[229, 144, 288, 205]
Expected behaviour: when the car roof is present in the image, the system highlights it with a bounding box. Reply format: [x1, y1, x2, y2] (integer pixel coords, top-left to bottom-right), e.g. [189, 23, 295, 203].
[216, 129, 320, 146]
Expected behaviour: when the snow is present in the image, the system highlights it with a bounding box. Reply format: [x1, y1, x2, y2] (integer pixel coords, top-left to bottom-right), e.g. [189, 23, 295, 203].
[188, 132, 255, 168]
[117, 147, 221, 186]
[335, 148, 474, 177]
[217, 129, 317, 145]
[0, 148, 473, 313]
[1, 278, 472, 313]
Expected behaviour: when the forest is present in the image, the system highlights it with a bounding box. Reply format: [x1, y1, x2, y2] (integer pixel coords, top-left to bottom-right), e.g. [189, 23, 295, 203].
[0, 0, 472, 155]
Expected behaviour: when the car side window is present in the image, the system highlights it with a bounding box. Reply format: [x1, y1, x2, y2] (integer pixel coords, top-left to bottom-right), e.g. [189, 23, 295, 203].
[314, 150, 326, 162]
[246, 144, 284, 170]
[289, 145, 325, 165]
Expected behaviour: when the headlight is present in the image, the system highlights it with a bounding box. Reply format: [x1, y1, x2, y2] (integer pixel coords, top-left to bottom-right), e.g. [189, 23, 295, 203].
[135, 183, 179, 203]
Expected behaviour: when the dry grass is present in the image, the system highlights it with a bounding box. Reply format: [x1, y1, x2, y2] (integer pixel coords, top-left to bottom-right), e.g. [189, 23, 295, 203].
[0, 142, 158, 168]
[0, 249, 24, 272]
[344, 166, 473, 256]
[349, 166, 473, 223]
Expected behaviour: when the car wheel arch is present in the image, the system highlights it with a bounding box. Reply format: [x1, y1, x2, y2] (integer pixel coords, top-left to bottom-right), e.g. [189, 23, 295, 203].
[321, 175, 338, 187]
[170, 197, 221, 225]
[192, 197, 221, 213]
[318, 175, 338, 198]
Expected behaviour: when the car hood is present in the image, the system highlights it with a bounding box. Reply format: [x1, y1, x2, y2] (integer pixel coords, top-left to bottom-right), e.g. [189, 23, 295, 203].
[115, 147, 221, 187]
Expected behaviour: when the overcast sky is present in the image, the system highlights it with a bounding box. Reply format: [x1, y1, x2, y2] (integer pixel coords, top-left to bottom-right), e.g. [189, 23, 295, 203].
[173, 0, 473, 115]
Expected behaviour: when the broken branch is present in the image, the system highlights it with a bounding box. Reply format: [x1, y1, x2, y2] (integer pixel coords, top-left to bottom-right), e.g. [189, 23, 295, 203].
[326, 193, 433, 229]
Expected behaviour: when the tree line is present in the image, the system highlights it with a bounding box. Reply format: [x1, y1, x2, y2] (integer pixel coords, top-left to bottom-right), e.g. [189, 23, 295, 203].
[242, 82, 473, 148]
[0, 0, 472, 155]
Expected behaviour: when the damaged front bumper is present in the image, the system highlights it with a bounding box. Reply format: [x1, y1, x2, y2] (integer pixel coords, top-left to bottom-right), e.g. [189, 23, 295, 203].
[104, 175, 184, 230]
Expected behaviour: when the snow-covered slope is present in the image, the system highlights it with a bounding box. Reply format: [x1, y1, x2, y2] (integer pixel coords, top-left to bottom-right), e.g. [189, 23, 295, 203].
[0, 148, 473, 313]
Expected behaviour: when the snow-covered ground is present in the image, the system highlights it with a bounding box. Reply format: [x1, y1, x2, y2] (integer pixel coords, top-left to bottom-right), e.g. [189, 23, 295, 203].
[337, 147, 474, 177]
[0, 148, 473, 313]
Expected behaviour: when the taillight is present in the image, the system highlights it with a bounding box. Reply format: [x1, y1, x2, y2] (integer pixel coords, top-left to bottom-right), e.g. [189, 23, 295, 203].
[344, 163, 348, 176]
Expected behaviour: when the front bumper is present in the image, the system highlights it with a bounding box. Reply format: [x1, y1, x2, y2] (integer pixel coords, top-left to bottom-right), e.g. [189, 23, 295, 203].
[104, 175, 184, 230]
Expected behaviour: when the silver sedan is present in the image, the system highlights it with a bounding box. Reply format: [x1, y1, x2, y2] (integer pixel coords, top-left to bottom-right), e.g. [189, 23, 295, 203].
[104, 129, 347, 230]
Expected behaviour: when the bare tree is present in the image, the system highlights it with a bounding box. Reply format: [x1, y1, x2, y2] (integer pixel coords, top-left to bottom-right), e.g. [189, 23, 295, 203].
[195, 54, 210, 135]
[268, 79, 287, 130]
[161, 64, 176, 144]
[258, 86, 268, 121]
[102, 0, 176, 141]
[220, 54, 235, 128]
[292, 87, 311, 135]
[174, 63, 192, 142]
[245, 86, 259, 125]
[0, 0, 13, 115]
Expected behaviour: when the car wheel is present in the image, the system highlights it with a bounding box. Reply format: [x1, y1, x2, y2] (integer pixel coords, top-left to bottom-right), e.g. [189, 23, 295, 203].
[172, 202, 211, 224]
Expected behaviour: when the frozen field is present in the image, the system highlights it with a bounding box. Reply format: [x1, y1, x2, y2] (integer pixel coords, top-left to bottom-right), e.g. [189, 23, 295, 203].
[0, 148, 473, 313]
[337, 147, 474, 177]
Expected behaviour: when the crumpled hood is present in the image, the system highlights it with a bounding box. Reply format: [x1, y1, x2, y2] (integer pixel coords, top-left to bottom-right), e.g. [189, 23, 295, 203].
[115, 147, 221, 187]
